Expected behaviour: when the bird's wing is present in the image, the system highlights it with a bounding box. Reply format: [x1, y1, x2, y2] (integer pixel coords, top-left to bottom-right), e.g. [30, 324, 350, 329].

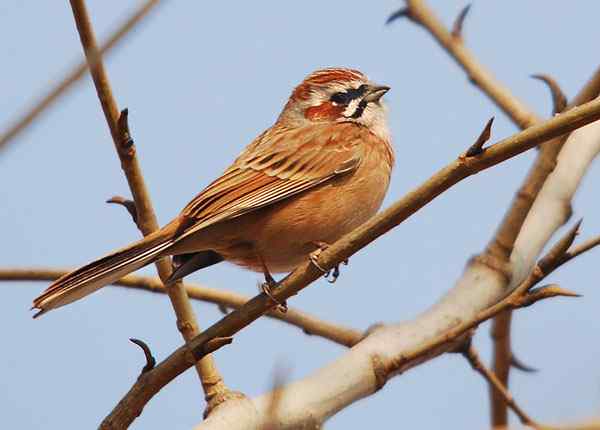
[177, 123, 366, 237]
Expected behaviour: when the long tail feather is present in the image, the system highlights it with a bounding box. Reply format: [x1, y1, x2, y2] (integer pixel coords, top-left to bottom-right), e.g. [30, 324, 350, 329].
[32, 231, 174, 317]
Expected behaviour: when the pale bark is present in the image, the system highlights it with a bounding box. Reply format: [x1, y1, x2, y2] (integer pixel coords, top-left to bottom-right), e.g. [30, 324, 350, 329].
[195, 114, 600, 429]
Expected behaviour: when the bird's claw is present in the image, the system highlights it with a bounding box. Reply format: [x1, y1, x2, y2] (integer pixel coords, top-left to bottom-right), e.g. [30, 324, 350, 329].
[309, 241, 349, 283]
[260, 280, 288, 313]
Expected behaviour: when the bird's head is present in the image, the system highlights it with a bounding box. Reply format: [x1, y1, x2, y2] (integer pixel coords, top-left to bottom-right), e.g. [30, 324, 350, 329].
[279, 67, 391, 140]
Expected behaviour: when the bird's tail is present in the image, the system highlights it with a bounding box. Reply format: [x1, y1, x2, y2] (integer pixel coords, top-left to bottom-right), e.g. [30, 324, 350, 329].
[32, 228, 175, 318]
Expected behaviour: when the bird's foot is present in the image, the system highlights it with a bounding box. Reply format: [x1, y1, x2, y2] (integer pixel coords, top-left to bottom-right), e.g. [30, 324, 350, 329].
[257, 253, 288, 313]
[261, 280, 288, 313]
[309, 241, 349, 284]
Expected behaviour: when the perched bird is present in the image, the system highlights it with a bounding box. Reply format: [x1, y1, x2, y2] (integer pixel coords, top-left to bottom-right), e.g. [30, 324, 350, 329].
[32, 67, 394, 317]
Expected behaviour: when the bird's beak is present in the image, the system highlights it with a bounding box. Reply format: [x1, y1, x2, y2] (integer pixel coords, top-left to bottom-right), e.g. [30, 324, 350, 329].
[363, 85, 390, 103]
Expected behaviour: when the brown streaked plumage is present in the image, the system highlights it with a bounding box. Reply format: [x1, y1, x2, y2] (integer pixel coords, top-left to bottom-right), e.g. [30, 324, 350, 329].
[32, 67, 394, 317]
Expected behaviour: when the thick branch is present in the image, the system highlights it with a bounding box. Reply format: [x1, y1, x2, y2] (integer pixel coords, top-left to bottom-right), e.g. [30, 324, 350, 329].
[199, 220, 598, 429]
[488, 67, 600, 426]
[68, 0, 228, 410]
[394, 0, 600, 422]
[0, 0, 161, 152]
[101, 98, 600, 429]
[0, 268, 361, 348]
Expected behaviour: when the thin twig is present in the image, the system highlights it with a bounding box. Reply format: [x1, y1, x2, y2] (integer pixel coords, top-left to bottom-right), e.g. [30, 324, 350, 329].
[390, 224, 600, 376]
[462, 344, 541, 428]
[392, 0, 600, 423]
[68, 0, 229, 410]
[98, 97, 600, 429]
[0, 0, 161, 152]
[388, 0, 540, 128]
[2, 268, 362, 347]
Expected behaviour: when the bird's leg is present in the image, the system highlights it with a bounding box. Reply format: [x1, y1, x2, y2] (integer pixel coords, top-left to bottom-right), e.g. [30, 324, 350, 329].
[309, 241, 349, 284]
[258, 253, 287, 313]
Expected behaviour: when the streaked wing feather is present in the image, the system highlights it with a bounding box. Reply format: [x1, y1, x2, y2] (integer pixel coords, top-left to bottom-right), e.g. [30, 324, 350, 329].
[178, 123, 364, 237]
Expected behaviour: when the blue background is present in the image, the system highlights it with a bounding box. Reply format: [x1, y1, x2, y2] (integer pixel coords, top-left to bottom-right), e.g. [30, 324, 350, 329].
[1, 1, 599, 428]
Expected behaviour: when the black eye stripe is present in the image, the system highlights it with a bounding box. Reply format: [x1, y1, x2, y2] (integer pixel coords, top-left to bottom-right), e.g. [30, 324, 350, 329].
[330, 84, 367, 105]
[350, 100, 368, 119]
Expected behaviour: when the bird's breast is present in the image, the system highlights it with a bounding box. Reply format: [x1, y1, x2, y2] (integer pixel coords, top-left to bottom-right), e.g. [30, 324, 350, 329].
[222, 143, 392, 273]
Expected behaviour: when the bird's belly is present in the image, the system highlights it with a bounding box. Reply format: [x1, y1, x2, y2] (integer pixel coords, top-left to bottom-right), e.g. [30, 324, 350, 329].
[216, 163, 391, 273]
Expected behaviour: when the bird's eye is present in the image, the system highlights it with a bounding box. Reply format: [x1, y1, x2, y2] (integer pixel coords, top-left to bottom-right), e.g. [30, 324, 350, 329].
[330, 92, 350, 105]
[330, 85, 368, 105]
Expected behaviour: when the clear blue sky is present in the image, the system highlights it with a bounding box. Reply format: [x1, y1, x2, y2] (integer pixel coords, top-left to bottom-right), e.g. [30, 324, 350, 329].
[1, 1, 599, 428]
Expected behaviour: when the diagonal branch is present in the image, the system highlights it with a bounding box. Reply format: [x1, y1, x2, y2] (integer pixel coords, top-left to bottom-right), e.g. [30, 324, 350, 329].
[389, 0, 540, 128]
[101, 96, 600, 429]
[0, 267, 362, 348]
[487, 68, 600, 427]
[197, 219, 599, 429]
[388, 1, 600, 426]
[67, 0, 229, 412]
[461, 344, 541, 428]
[0, 0, 161, 152]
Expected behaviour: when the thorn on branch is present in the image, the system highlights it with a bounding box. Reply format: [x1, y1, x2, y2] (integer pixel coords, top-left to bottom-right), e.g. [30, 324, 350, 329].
[129, 338, 156, 375]
[531, 74, 568, 115]
[466, 117, 494, 157]
[451, 4, 472, 39]
[510, 354, 538, 373]
[106, 195, 139, 226]
[386, 7, 414, 25]
[518, 284, 581, 307]
[117, 108, 134, 151]
[537, 218, 582, 272]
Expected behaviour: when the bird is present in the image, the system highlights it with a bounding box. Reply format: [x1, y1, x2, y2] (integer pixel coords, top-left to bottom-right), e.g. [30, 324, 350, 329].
[32, 67, 394, 317]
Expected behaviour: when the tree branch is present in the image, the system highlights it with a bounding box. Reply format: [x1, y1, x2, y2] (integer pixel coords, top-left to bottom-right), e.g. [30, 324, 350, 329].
[198, 219, 599, 429]
[461, 344, 541, 428]
[388, 0, 540, 128]
[0, 0, 161, 152]
[98, 97, 600, 429]
[0, 268, 362, 348]
[68, 0, 229, 411]
[388, 1, 600, 425]
[488, 68, 600, 426]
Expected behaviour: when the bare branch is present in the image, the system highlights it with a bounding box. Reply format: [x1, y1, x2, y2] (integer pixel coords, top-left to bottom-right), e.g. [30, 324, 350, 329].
[0, 0, 161, 152]
[99, 98, 600, 429]
[100, 337, 232, 430]
[462, 344, 541, 428]
[1, 268, 362, 347]
[195, 117, 600, 429]
[537, 219, 582, 272]
[68, 0, 229, 410]
[390, 0, 540, 128]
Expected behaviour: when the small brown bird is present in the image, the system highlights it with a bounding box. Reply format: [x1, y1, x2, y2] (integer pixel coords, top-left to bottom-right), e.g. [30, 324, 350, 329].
[33, 67, 394, 317]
